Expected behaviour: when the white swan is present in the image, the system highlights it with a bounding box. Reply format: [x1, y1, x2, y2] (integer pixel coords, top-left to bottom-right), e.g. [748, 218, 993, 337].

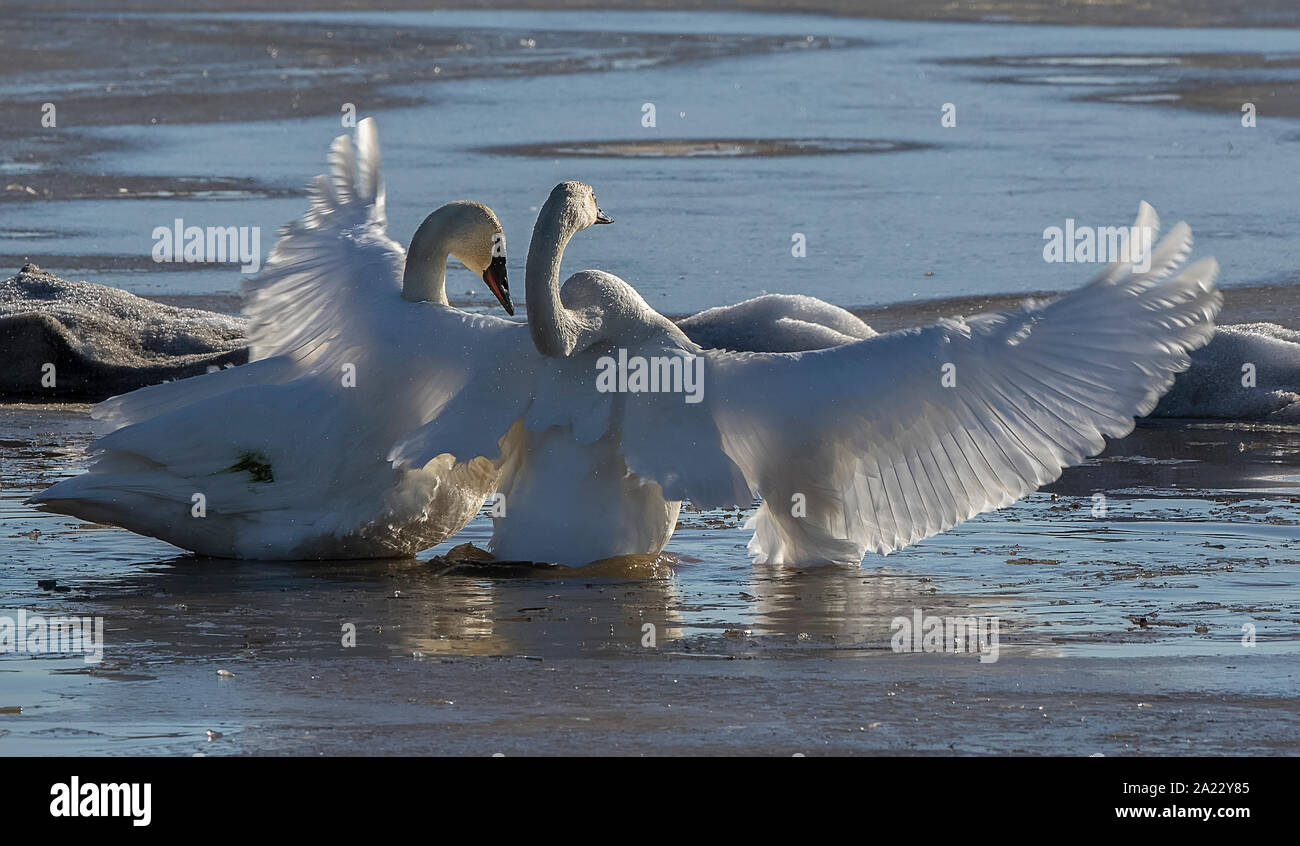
[27, 121, 855, 561]
[392, 187, 1222, 566]
[30, 119, 526, 559]
[678, 293, 875, 352]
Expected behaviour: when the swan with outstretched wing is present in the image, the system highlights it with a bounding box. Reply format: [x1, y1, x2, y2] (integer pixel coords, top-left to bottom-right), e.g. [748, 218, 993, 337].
[393, 187, 1220, 566]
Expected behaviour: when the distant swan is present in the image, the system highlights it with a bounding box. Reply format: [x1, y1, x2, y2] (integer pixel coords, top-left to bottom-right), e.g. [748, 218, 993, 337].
[30, 119, 519, 559]
[393, 191, 1222, 566]
[678, 293, 875, 352]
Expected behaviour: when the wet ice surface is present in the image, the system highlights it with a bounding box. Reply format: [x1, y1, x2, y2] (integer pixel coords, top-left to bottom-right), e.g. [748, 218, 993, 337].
[5, 13, 1298, 307]
[3, 405, 1299, 754]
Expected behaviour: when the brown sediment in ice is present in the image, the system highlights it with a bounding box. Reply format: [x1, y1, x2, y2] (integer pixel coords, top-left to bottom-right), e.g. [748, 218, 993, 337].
[1134, 82, 1300, 121]
[0, 264, 247, 401]
[0, 10, 855, 211]
[0, 174, 294, 205]
[26, 0, 1300, 29]
[948, 52, 1300, 121]
[0, 12, 853, 146]
[479, 138, 930, 158]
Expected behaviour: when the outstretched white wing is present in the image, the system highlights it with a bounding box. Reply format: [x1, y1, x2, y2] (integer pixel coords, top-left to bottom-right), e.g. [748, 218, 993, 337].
[241, 117, 404, 367]
[96, 119, 404, 431]
[619, 204, 1221, 564]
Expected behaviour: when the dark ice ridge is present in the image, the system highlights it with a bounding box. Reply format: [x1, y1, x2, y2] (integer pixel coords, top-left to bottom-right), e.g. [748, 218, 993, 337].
[0, 265, 248, 401]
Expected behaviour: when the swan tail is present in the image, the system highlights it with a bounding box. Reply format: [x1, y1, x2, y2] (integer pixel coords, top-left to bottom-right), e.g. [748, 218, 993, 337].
[27, 452, 266, 557]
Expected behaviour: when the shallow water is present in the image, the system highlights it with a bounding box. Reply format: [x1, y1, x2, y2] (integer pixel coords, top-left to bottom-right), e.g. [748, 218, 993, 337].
[7, 405, 1300, 658]
[3, 403, 1299, 754]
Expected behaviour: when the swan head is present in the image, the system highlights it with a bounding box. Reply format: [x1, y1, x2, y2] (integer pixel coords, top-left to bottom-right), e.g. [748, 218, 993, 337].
[404, 200, 513, 314]
[545, 181, 614, 232]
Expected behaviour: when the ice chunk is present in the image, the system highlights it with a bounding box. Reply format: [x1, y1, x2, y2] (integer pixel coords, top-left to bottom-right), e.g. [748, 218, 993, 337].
[0, 264, 248, 401]
[1153, 322, 1300, 422]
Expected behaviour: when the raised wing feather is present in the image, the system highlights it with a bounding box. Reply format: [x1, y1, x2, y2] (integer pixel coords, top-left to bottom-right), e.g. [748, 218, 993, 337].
[96, 118, 404, 433]
[623, 205, 1222, 564]
[241, 117, 405, 367]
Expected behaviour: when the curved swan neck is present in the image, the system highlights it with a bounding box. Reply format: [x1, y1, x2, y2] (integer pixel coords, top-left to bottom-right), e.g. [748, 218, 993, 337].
[402, 211, 454, 304]
[526, 194, 586, 357]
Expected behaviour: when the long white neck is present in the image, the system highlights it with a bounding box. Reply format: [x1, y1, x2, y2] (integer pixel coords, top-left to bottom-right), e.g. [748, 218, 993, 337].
[402, 211, 455, 304]
[526, 196, 588, 357]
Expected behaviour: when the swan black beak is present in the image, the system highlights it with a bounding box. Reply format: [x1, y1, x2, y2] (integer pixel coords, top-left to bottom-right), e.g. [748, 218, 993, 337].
[483, 255, 513, 316]
[595, 208, 614, 225]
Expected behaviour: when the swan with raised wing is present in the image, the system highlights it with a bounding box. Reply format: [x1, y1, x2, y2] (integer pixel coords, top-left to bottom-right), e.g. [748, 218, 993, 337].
[29, 120, 864, 559]
[30, 119, 525, 559]
[393, 185, 1222, 566]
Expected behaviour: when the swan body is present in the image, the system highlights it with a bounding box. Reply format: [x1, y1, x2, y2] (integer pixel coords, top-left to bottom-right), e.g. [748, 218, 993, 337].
[394, 191, 1221, 567]
[678, 293, 876, 352]
[491, 421, 681, 563]
[31, 119, 522, 559]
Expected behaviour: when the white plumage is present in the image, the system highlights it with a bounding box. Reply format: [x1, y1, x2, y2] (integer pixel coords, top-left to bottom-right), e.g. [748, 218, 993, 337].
[395, 193, 1221, 566]
[30, 120, 521, 559]
[31, 121, 1223, 569]
[678, 292, 876, 352]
